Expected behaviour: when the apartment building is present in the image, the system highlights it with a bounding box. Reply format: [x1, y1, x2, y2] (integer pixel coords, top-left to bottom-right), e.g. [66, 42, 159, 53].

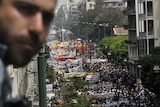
[8, 56, 38, 106]
[85, 0, 96, 11]
[57, 0, 124, 25]
[124, 0, 160, 77]
[8, 66, 28, 97]
[104, 0, 124, 9]
[57, 0, 82, 24]
[84, 0, 124, 11]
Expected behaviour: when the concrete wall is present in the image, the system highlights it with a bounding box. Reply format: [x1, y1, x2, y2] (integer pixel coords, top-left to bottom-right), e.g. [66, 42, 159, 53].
[153, 0, 160, 47]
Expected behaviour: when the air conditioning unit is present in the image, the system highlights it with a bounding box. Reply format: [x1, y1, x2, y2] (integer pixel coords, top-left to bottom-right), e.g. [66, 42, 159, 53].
[32, 84, 37, 88]
[28, 95, 34, 101]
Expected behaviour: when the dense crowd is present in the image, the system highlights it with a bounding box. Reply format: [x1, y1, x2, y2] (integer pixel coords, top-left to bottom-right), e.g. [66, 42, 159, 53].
[48, 43, 160, 107]
[82, 57, 159, 107]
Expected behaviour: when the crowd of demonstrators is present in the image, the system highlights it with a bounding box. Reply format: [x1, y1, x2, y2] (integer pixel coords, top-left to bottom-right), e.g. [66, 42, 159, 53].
[47, 97, 60, 107]
[81, 54, 159, 106]
[50, 43, 159, 106]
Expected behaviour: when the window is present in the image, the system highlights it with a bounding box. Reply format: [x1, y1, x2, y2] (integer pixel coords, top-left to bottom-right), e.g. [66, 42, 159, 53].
[148, 20, 154, 35]
[147, 1, 153, 16]
[139, 20, 146, 33]
[138, 2, 145, 14]
[149, 39, 154, 54]
[129, 47, 137, 58]
[118, 2, 123, 6]
[139, 39, 147, 56]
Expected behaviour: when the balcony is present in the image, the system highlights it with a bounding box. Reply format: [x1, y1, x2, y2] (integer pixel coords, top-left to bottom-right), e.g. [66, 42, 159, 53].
[123, 0, 132, 2]
[129, 57, 139, 63]
[139, 14, 146, 20]
[139, 0, 145, 2]
[124, 40, 137, 46]
[123, 7, 135, 15]
[124, 25, 136, 30]
[139, 32, 147, 39]
[148, 31, 154, 35]
[147, 12, 153, 17]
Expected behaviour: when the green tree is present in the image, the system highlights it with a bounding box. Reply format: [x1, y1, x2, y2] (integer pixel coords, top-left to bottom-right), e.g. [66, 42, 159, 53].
[45, 42, 55, 83]
[71, 77, 90, 90]
[58, 77, 92, 106]
[54, 8, 65, 27]
[54, 7, 72, 28]
[68, 0, 127, 42]
[46, 65, 55, 83]
[58, 82, 78, 103]
[139, 47, 160, 95]
[100, 36, 128, 62]
[74, 95, 93, 107]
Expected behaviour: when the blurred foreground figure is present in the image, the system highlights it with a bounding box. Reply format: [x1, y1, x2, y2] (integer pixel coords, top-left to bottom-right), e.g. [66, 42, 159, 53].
[0, 0, 57, 106]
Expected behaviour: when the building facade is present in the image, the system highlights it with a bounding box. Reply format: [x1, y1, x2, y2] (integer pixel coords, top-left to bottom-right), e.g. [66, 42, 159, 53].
[8, 56, 38, 106]
[57, 0, 124, 25]
[85, 0, 96, 11]
[104, 0, 124, 9]
[124, 0, 160, 77]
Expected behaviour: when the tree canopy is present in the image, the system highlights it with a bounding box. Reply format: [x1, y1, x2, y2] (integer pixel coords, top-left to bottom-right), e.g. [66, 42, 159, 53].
[99, 36, 128, 63]
[54, 0, 127, 42]
[76, 5, 127, 41]
[139, 47, 160, 95]
[58, 77, 92, 106]
[100, 36, 128, 54]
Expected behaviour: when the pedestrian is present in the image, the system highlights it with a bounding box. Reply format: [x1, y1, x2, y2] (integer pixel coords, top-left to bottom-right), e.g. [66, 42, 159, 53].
[0, 0, 57, 106]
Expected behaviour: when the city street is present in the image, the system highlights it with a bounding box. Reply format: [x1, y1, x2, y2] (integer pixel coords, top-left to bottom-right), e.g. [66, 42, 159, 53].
[45, 38, 157, 107]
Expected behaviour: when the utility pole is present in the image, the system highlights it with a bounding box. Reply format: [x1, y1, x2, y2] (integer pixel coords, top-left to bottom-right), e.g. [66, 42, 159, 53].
[38, 44, 47, 107]
[98, 25, 100, 41]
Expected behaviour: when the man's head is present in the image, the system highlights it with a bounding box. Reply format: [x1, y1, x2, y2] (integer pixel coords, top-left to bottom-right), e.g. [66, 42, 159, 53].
[0, 0, 57, 67]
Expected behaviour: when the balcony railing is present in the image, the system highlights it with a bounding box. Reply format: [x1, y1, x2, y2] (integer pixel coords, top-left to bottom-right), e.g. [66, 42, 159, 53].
[139, 0, 145, 2]
[139, 32, 147, 38]
[123, 0, 132, 2]
[123, 8, 135, 15]
[139, 14, 146, 20]
[124, 40, 137, 46]
[124, 25, 136, 30]
[148, 31, 154, 35]
[147, 12, 153, 16]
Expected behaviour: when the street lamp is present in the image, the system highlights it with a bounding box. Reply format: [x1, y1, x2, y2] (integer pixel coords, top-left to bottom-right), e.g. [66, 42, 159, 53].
[137, 65, 142, 79]
[107, 52, 111, 62]
[92, 23, 102, 41]
[99, 23, 109, 39]
[137, 65, 142, 91]
[98, 24, 100, 41]
[81, 40, 84, 55]
[102, 23, 109, 38]
[123, 58, 128, 68]
[89, 40, 92, 63]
